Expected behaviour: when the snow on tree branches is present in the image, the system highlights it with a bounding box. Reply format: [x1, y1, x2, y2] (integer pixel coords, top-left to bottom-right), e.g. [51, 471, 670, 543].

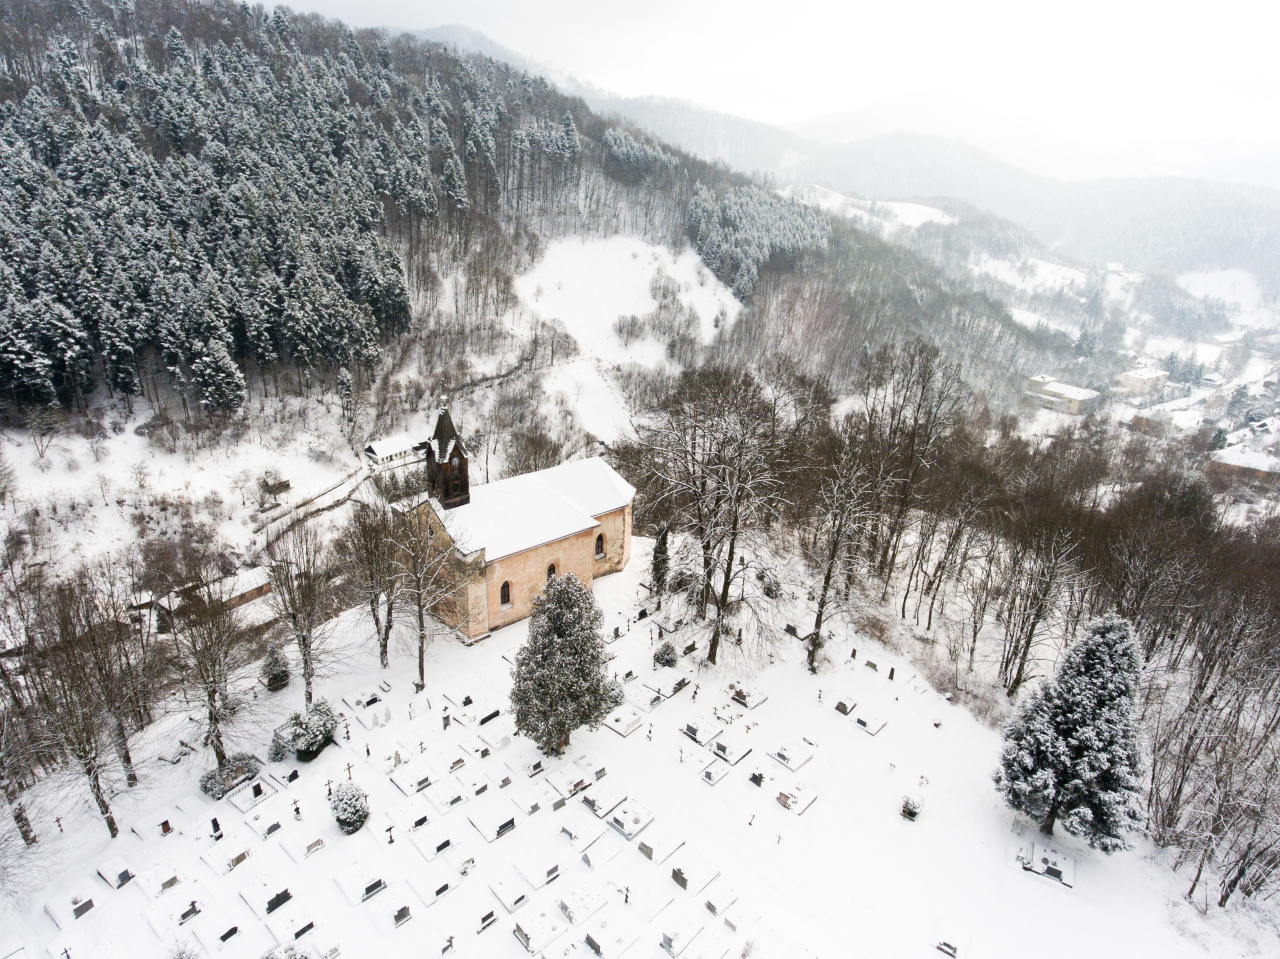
[994, 616, 1144, 852]
[510, 574, 612, 755]
[687, 183, 831, 299]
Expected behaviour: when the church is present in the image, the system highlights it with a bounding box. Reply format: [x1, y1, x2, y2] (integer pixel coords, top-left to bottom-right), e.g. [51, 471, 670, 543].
[390, 405, 635, 642]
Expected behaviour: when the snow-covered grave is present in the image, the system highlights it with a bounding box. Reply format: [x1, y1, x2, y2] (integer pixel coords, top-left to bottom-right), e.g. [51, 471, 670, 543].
[644, 666, 693, 700]
[342, 688, 390, 729]
[407, 857, 460, 905]
[854, 710, 887, 736]
[334, 857, 391, 905]
[606, 872, 675, 922]
[513, 845, 564, 889]
[223, 775, 278, 812]
[388, 754, 442, 795]
[558, 805, 606, 850]
[579, 830, 626, 870]
[411, 818, 466, 861]
[479, 716, 516, 752]
[699, 759, 731, 786]
[607, 798, 655, 840]
[581, 779, 627, 818]
[198, 830, 256, 876]
[637, 824, 685, 864]
[268, 765, 303, 789]
[703, 882, 739, 917]
[456, 769, 492, 800]
[681, 715, 722, 747]
[488, 763, 516, 790]
[469, 798, 519, 842]
[261, 900, 324, 949]
[667, 845, 721, 895]
[280, 829, 328, 864]
[834, 693, 858, 716]
[603, 702, 645, 736]
[366, 880, 423, 933]
[707, 730, 751, 765]
[384, 791, 434, 834]
[135, 860, 189, 900]
[445, 882, 503, 934]
[129, 800, 188, 841]
[190, 899, 269, 954]
[719, 897, 761, 934]
[424, 774, 470, 813]
[557, 878, 609, 925]
[512, 903, 569, 953]
[573, 754, 608, 781]
[766, 742, 813, 772]
[1019, 842, 1077, 887]
[547, 763, 592, 799]
[627, 684, 665, 712]
[658, 900, 708, 957]
[726, 683, 768, 709]
[581, 903, 646, 958]
[236, 866, 295, 918]
[774, 779, 818, 815]
[242, 791, 311, 841]
[142, 880, 212, 938]
[44, 881, 103, 929]
[95, 856, 135, 890]
[490, 866, 531, 913]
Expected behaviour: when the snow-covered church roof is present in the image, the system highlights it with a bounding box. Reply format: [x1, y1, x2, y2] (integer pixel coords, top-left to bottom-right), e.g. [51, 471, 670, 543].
[419, 457, 635, 562]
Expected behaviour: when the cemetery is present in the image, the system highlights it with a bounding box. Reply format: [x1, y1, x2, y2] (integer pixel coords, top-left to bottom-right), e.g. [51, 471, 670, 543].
[9, 539, 1179, 959]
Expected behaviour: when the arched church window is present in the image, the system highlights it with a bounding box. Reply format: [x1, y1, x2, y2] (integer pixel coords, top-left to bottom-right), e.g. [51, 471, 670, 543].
[595, 534, 605, 558]
[500, 581, 511, 606]
[547, 564, 556, 580]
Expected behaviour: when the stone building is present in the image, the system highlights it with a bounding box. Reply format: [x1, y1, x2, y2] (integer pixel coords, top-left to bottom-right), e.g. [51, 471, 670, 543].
[394, 423, 634, 641]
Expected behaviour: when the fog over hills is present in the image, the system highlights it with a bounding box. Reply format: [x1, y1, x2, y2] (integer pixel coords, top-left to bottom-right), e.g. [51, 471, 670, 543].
[410, 24, 1280, 297]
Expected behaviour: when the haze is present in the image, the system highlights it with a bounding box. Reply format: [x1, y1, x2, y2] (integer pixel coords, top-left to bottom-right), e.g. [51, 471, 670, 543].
[288, 0, 1279, 179]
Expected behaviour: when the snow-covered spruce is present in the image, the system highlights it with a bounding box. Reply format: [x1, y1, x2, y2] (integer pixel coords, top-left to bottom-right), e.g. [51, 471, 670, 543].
[260, 644, 290, 692]
[994, 616, 1144, 852]
[329, 781, 370, 835]
[510, 574, 612, 755]
[654, 641, 678, 668]
[650, 526, 669, 594]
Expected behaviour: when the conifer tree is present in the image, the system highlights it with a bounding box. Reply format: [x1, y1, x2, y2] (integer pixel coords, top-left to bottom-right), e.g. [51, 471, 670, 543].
[651, 526, 669, 594]
[994, 616, 1144, 851]
[510, 575, 611, 755]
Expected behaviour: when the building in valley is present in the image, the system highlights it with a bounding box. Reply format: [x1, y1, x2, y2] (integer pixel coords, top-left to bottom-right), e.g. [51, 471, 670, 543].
[392, 409, 634, 641]
[1024, 374, 1101, 416]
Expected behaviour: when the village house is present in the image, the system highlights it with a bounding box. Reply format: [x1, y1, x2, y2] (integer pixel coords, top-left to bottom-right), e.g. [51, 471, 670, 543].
[1023, 374, 1101, 416]
[1117, 368, 1169, 396]
[392, 406, 635, 642]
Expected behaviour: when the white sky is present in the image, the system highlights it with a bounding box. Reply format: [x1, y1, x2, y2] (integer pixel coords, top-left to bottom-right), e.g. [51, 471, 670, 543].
[287, 0, 1280, 149]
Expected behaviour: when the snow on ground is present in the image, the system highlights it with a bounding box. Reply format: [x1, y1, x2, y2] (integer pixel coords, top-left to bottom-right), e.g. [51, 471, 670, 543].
[515, 235, 740, 358]
[0, 400, 369, 568]
[540, 357, 633, 444]
[1007, 306, 1078, 336]
[1179, 269, 1279, 331]
[972, 253, 1087, 296]
[6, 539, 1272, 959]
[881, 200, 957, 228]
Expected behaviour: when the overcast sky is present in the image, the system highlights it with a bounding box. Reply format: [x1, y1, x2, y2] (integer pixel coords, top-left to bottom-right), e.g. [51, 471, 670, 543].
[286, 0, 1280, 151]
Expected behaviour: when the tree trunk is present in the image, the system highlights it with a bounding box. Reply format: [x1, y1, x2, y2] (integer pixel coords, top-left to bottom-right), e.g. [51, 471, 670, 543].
[1040, 802, 1058, 837]
[113, 713, 138, 787]
[380, 591, 396, 669]
[206, 688, 227, 768]
[299, 632, 314, 709]
[417, 604, 427, 687]
[84, 761, 118, 838]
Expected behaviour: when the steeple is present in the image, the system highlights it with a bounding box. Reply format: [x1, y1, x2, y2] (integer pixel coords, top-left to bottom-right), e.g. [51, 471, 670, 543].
[433, 397, 469, 509]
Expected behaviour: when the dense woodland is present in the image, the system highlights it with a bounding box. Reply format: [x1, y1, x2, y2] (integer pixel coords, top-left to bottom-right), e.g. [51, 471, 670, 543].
[0, 0, 1276, 926]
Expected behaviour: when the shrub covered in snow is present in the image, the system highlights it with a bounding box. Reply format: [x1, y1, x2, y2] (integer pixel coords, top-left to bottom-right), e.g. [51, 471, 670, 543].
[284, 699, 338, 761]
[654, 641, 677, 668]
[607, 679, 626, 709]
[329, 781, 369, 834]
[261, 645, 290, 692]
[259, 946, 306, 959]
[199, 753, 262, 799]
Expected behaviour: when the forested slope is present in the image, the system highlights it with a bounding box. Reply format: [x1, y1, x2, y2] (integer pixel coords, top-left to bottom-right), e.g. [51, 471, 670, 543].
[0, 0, 1057, 420]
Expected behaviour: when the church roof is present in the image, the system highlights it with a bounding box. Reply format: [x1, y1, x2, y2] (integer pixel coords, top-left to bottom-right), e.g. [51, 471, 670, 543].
[420, 457, 635, 562]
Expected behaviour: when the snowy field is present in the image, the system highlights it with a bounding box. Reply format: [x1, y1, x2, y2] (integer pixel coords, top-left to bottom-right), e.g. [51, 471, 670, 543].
[1179, 269, 1279, 330]
[513, 235, 741, 443]
[4, 539, 1275, 959]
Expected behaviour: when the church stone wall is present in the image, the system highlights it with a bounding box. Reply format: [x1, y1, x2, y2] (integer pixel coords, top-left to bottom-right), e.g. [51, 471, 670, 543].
[592, 505, 631, 577]
[485, 527, 600, 633]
